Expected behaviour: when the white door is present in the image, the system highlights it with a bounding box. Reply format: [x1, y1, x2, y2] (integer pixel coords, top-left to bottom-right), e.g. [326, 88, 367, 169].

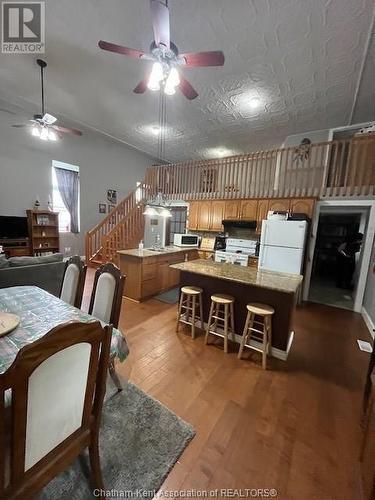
[259, 245, 303, 274]
[261, 221, 307, 249]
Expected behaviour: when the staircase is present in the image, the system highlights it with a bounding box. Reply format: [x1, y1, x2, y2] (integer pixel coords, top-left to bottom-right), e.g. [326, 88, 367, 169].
[85, 173, 157, 266]
[86, 137, 375, 266]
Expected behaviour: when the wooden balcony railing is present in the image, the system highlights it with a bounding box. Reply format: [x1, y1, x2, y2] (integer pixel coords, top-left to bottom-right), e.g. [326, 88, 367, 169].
[85, 137, 374, 265]
[147, 137, 375, 200]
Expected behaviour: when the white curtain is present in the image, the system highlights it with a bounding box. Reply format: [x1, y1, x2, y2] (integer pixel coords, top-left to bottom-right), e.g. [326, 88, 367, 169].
[54, 167, 79, 233]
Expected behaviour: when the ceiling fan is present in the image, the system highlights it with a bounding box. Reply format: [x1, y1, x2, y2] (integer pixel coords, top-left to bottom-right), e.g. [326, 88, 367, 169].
[12, 59, 82, 141]
[98, 0, 225, 100]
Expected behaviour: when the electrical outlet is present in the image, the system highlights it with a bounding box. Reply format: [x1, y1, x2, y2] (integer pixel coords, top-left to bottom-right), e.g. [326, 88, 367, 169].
[64, 247, 71, 254]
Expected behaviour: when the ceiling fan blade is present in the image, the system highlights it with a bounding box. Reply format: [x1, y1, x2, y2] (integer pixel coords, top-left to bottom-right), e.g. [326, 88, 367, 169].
[98, 40, 145, 59]
[133, 78, 149, 94]
[52, 124, 82, 136]
[180, 51, 225, 67]
[150, 0, 170, 48]
[179, 75, 199, 100]
[12, 124, 29, 128]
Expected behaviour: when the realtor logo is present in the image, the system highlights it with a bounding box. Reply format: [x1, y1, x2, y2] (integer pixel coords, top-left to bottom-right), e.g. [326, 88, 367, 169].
[1, 2, 45, 53]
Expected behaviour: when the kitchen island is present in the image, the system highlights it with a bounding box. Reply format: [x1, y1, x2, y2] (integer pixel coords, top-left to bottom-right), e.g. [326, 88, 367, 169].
[170, 259, 303, 358]
[118, 246, 199, 301]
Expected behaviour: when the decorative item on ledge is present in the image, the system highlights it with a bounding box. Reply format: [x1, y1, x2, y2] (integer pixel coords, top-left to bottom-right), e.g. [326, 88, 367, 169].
[26, 209, 60, 256]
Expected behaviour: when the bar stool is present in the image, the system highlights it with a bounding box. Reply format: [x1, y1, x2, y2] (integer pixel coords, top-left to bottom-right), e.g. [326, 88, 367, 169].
[238, 303, 275, 369]
[176, 286, 204, 339]
[205, 294, 235, 353]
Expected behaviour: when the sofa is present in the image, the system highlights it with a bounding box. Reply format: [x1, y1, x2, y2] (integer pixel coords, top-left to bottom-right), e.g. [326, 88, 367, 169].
[0, 253, 66, 297]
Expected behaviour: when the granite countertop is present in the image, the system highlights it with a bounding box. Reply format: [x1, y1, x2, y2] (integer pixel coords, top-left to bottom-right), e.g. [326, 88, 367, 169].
[170, 259, 302, 294]
[118, 246, 198, 258]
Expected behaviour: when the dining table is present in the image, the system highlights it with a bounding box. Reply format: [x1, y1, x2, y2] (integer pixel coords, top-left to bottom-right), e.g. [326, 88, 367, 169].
[0, 285, 129, 376]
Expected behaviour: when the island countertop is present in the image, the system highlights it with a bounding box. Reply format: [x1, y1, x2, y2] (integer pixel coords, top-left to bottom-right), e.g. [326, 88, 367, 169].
[170, 259, 302, 294]
[117, 245, 198, 259]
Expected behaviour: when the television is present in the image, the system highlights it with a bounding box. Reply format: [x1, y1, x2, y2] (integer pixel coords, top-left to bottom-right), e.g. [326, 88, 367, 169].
[0, 216, 29, 239]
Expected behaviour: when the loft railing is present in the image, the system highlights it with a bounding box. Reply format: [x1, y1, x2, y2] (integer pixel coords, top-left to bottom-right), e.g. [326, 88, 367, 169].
[85, 137, 374, 264]
[147, 137, 375, 200]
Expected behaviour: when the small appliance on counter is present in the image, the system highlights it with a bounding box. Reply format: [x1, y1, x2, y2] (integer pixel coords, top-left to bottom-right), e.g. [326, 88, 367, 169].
[215, 238, 257, 267]
[173, 233, 200, 247]
[259, 220, 308, 274]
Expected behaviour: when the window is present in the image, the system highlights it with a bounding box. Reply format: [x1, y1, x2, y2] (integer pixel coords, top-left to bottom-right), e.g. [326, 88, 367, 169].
[169, 207, 187, 242]
[52, 161, 80, 233]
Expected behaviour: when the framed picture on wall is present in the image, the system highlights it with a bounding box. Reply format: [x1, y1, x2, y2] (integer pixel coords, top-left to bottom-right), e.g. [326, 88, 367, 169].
[99, 203, 107, 214]
[108, 204, 115, 212]
[107, 189, 117, 204]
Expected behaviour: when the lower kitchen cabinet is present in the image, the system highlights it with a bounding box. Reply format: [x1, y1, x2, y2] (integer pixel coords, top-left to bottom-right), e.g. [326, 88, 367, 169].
[118, 248, 199, 301]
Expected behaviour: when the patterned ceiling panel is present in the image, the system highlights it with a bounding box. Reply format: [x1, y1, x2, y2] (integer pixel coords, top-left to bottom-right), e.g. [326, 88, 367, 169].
[0, 0, 374, 162]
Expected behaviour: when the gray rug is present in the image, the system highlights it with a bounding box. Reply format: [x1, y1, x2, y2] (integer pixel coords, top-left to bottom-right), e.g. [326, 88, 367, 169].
[154, 287, 180, 304]
[39, 382, 195, 499]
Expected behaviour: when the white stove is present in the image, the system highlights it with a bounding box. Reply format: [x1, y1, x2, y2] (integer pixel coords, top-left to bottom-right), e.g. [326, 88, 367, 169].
[215, 238, 257, 267]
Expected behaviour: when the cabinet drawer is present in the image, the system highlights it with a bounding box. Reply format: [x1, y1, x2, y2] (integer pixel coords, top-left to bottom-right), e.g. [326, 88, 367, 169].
[141, 278, 159, 297]
[142, 263, 158, 280]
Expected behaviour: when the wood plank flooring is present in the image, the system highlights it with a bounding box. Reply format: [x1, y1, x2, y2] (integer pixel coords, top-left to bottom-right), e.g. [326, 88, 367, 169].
[83, 269, 371, 500]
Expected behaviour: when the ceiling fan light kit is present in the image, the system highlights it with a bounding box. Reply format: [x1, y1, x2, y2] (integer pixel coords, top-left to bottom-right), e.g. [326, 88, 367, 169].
[12, 59, 82, 142]
[98, 0, 225, 100]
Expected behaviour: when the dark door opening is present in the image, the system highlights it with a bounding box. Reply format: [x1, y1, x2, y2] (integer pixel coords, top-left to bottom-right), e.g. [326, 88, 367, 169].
[309, 211, 365, 310]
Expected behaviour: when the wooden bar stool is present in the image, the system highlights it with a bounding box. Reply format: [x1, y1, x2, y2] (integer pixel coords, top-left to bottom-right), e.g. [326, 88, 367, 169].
[205, 294, 235, 353]
[238, 303, 275, 369]
[176, 286, 204, 339]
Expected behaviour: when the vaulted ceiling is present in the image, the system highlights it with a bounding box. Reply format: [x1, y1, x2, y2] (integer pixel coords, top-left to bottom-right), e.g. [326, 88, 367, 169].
[0, 0, 374, 162]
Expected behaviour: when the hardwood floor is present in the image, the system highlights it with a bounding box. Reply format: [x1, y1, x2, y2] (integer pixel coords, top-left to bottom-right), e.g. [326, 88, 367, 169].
[83, 269, 371, 500]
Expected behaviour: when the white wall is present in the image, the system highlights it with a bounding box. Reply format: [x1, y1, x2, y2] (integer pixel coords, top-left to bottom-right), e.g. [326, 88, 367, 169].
[283, 128, 330, 148]
[363, 237, 375, 326]
[0, 112, 155, 255]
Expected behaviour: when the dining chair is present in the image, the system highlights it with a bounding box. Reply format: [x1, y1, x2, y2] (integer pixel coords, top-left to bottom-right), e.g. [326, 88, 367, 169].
[88, 262, 125, 328]
[0, 320, 112, 499]
[59, 255, 87, 308]
[88, 263, 126, 391]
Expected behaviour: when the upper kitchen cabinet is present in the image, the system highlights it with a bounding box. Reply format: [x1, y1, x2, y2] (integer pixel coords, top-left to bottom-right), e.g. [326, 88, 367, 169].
[188, 202, 199, 230]
[211, 201, 225, 231]
[290, 198, 315, 218]
[240, 200, 257, 220]
[268, 198, 291, 213]
[224, 200, 240, 220]
[197, 201, 212, 230]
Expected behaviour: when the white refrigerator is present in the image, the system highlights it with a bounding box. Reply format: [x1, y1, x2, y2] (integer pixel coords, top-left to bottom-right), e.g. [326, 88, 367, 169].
[259, 220, 308, 274]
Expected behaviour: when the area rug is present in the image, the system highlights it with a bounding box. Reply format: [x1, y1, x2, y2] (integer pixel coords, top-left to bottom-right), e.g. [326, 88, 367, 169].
[38, 382, 195, 499]
[154, 287, 180, 304]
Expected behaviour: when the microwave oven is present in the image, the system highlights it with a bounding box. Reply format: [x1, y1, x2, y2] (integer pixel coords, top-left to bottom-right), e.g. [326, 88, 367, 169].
[173, 234, 199, 247]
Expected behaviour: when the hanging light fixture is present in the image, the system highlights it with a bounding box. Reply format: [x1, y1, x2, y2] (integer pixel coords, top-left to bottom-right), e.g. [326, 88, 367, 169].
[143, 192, 172, 218]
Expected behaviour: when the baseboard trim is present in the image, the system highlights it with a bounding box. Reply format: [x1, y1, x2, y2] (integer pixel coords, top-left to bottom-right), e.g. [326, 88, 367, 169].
[361, 307, 375, 339]
[201, 322, 293, 361]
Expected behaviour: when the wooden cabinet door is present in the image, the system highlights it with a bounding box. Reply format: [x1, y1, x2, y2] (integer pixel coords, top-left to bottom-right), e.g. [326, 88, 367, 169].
[290, 198, 315, 218]
[256, 199, 269, 233]
[188, 202, 199, 230]
[268, 198, 291, 213]
[197, 201, 211, 230]
[224, 200, 240, 220]
[240, 200, 257, 220]
[210, 201, 225, 231]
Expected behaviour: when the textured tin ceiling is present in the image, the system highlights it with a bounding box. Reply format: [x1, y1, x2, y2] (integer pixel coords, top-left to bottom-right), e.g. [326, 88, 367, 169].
[0, 0, 374, 162]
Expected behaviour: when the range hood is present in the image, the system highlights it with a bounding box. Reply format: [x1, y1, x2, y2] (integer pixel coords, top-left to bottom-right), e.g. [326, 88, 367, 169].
[222, 220, 257, 229]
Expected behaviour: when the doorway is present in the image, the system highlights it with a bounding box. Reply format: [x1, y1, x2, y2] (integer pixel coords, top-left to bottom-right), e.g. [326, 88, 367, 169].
[309, 210, 368, 309]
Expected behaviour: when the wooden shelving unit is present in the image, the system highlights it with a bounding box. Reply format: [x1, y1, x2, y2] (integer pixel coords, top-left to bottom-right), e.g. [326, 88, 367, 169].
[26, 210, 60, 256]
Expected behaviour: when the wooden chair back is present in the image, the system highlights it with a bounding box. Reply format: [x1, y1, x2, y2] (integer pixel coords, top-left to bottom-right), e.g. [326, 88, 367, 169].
[59, 255, 87, 308]
[0, 321, 112, 499]
[88, 263, 125, 328]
